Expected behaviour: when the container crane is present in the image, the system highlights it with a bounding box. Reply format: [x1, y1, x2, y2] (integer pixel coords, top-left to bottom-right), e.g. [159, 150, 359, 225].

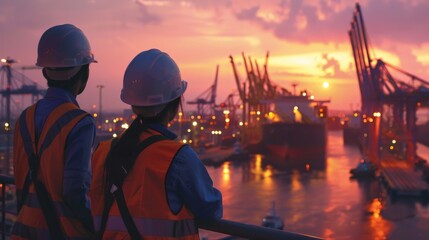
[349, 3, 429, 164]
[187, 65, 219, 116]
[0, 58, 46, 121]
[0, 58, 46, 174]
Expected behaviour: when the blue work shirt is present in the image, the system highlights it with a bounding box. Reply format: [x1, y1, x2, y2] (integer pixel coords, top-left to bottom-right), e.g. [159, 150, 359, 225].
[35, 87, 95, 231]
[147, 123, 223, 220]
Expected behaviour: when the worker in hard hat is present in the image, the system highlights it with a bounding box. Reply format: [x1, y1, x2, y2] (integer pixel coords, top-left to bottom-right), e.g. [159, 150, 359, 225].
[12, 24, 96, 239]
[90, 49, 222, 239]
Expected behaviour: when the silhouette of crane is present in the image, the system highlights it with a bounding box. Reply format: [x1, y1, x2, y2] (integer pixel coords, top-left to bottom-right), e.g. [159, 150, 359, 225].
[187, 65, 219, 116]
[0, 57, 46, 174]
[0, 58, 46, 122]
[349, 3, 429, 164]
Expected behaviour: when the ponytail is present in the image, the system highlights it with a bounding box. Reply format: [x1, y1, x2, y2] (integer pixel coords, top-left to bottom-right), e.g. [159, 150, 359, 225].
[103, 117, 147, 195]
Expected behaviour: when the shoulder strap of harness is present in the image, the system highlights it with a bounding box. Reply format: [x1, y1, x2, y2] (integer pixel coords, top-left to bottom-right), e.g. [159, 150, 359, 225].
[98, 134, 168, 240]
[18, 102, 89, 240]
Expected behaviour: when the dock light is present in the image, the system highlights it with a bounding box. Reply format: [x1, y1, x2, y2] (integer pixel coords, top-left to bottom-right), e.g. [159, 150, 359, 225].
[192, 121, 197, 126]
[310, 95, 315, 100]
[390, 146, 394, 150]
[182, 139, 187, 144]
[113, 133, 118, 138]
[373, 112, 381, 117]
[93, 113, 98, 118]
[105, 119, 109, 123]
[121, 123, 129, 129]
[223, 110, 230, 115]
[392, 139, 396, 144]
[256, 111, 261, 115]
[187, 129, 191, 133]
[239, 122, 244, 126]
[0, 59, 6, 63]
[293, 106, 298, 111]
[108, 128, 113, 132]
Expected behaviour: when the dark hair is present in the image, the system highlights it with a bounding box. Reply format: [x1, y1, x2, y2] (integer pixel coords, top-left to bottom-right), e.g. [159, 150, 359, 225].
[103, 96, 181, 196]
[44, 64, 89, 90]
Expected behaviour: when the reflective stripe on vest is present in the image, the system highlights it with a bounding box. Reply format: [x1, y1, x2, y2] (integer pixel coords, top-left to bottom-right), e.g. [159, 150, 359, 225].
[12, 102, 93, 240]
[90, 130, 199, 240]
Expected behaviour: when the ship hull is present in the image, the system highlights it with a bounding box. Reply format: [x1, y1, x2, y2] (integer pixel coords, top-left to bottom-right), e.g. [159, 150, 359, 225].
[343, 126, 361, 145]
[261, 122, 327, 170]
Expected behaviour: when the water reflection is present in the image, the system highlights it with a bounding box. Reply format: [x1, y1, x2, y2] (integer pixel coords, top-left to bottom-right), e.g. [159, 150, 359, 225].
[201, 131, 429, 240]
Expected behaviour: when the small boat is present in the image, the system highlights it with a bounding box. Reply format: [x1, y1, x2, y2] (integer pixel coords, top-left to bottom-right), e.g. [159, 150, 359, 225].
[350, 158, 377, 178]
[261, 201, 284, 230]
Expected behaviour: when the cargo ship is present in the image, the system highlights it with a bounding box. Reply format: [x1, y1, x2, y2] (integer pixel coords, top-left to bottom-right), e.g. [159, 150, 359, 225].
[259, 91, 328, 170]
[343, 110, 362, 146]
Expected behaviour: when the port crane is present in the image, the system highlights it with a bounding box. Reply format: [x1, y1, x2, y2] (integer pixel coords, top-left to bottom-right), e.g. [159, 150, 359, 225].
[187, 65, 219, 116]
[0, 57, 46, 174]
[230, 51, 289, 144]
[349, 3, 429, 164]
[0, 58, 46, 122]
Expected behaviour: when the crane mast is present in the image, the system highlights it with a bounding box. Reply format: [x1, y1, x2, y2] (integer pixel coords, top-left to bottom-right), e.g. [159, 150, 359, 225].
[349, 3, 429, 164]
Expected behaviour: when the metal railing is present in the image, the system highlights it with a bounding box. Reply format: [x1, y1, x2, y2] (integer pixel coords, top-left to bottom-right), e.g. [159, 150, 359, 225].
[0, 174, 15, 240]
[0, 174, 322, 240]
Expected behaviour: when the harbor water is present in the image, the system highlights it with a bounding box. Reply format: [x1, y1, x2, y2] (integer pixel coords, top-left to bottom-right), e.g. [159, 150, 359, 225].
[200, 131, 429, 240]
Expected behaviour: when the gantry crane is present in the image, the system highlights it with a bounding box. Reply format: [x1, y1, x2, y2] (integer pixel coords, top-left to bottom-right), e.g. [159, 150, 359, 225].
[229, 51, 289, 125]
[187, 65, 219, 116]
[0, 57, 46, 174]
[0, 58, 46, 122]
[349, 3, 429, 164]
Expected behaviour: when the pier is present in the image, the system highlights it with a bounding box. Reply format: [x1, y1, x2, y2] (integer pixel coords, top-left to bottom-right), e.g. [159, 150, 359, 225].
[379, 159, 429, 197]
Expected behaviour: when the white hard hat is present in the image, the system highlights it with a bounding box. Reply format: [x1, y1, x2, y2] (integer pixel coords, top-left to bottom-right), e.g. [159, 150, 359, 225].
[121, 49, 187, 108]
[36, 24, 96, 68]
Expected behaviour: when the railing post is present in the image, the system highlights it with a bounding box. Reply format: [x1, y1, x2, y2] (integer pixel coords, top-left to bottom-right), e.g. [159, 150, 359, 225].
[1, 182, 5, 240]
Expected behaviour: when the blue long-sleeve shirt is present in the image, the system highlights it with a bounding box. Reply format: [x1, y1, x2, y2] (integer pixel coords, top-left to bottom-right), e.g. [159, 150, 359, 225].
[147, 123, 223, 219]
[35, 87, 95, 231]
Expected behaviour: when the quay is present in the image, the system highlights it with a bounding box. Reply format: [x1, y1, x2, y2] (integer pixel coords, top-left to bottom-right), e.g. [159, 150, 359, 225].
[379, 159, 429, 197]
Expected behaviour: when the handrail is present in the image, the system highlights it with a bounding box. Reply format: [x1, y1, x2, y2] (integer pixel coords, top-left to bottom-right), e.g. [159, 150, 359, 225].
[197, 219, 322, 240]
[0, 174, 322, 240]
[0, 174, 14, 240]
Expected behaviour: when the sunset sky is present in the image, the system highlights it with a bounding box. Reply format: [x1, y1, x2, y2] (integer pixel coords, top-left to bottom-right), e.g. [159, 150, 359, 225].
[1, 0, 429, 114]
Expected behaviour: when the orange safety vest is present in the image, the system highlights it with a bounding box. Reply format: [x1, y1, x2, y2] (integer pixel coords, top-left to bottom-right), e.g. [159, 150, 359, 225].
[90, 129, 199, 240]
[12, 102, 94, 240]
